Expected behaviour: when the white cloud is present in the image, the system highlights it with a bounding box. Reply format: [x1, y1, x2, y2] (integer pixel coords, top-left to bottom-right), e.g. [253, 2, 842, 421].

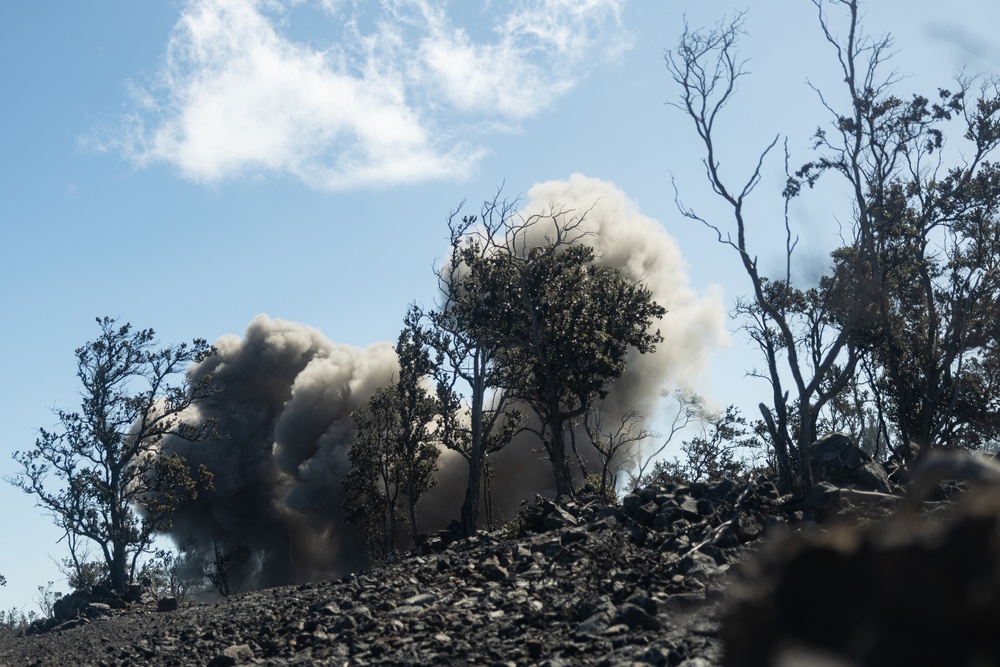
[414, 0, 627, 118]
[108, 0, 630, 190]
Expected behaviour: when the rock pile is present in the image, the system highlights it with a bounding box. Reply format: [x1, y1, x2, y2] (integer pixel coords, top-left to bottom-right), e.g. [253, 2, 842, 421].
[23, 580, 161, 635]
[4, 434, 986, 667]
[0, 477, 796, 667]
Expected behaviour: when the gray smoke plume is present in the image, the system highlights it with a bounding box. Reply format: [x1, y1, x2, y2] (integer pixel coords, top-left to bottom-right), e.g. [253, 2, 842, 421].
[165, 315, 397, 588]
[165, 174, 727, 589]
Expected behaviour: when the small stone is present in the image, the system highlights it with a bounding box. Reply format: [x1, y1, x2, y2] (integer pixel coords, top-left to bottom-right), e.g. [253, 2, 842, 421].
[542, 506, 578, 530]
[482, 563, 509, 582]
[387, 605, 422, 617]
[402, 593, 437, 606]
[156, 597, 179, 612]
[572, 611, 611, 638]
[611, 603, 663, 631]
[310, 599, 340, 615]
[664, 593, 705, 612]
[207, 644, 255, 667]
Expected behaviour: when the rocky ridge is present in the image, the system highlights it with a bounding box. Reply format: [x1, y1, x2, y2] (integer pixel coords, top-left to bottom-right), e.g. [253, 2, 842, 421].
[3, 436, 989, 667]
[0, 473, 803, 667]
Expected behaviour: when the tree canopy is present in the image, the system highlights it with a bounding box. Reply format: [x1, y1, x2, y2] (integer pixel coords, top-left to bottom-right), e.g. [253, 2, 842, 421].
[11, 318, 215, 592]
[668, 0, 1000, 492]
[454, 204, 665, 497]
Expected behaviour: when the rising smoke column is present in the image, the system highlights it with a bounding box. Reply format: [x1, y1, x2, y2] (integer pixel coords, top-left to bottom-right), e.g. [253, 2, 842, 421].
[165, 174, 727, 589]
[165, 315, 397, 588]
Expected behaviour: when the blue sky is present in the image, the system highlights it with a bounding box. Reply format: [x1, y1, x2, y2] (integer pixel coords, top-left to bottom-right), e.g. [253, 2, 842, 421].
[1, 0, 998, 610]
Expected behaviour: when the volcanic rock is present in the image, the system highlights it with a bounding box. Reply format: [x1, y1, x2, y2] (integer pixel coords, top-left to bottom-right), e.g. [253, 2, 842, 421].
[810, 432, 891, 492]
[9, 467, 985, 666]
[724, 485, 1000, 667]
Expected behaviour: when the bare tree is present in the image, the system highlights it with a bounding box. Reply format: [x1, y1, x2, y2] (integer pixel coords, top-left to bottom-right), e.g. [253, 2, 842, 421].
[584, 403, 654, 497]
[204, 542, 255, 598]
[625, 390, 705, 488]
[666, 5, 910, 492]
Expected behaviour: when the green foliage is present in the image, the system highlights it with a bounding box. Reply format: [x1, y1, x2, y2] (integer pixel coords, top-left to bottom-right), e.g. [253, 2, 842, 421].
[635, 406, 761, 488]
[456, 207, 665, 496]
[343, 320, 441, 559]
[0, 607, 37, 634]
[10, 317, 216, 591]
[418, 204, 525, 535]
[578, 474, 619, 506]
[63, 557, 109, 592]
[394, 316, 443, 539]
[344, 387, 404, 560]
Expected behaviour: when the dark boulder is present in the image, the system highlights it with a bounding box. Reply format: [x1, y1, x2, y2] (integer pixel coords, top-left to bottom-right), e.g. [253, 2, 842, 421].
[810, 432, 891, 492]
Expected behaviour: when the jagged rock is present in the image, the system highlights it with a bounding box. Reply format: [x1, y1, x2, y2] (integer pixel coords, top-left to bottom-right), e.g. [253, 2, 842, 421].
[810, 432, 891, 492]
[622, 493, 643, 514]
[481, 563, 510, 581]
[573, 610, 613, 638]
[83, 602, 112, 618]
[611, 603, 663, 631]
[207, 643, 254, 666]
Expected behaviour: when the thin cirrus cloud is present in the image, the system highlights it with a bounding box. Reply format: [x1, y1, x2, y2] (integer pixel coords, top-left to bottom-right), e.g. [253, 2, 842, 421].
[108, 0, 630, 190]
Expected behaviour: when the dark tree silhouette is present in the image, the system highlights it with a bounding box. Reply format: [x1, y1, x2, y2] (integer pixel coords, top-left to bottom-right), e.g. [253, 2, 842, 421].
[456, 203, 665, 497]
[668, 0, 1000, 491]
[11, 317, 215, 592]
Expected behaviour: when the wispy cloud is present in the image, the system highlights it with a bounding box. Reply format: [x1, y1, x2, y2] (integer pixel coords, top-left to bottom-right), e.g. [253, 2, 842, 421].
[103, 0, 629, 190]
[926, 22, 1000, 69]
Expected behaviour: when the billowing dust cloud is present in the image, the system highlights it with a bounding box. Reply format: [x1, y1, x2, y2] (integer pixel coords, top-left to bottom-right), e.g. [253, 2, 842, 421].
[166, 174, 727, 588]
[165, 315, 398, 588]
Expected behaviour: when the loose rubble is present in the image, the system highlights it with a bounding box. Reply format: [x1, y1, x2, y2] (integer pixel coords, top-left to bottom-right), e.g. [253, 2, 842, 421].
[0, 434, 993, 666]
[0, 474, 797, 667]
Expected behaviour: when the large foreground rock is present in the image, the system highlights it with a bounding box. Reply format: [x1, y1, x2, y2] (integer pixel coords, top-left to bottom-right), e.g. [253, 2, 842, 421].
[810, 432, 891, 492]
[724, 486, 1000, 666]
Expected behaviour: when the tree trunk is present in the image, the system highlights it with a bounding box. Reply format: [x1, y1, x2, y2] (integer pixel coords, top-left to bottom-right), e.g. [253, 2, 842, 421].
[548, 416, 574, 497]
[797, 397, 816, 495]
[111, 538, 128, 592]
[407, 493, 419, 544]
[460, 372, 486, 535]
[759, 403, 792, 492]
[460, 459, 483, 536]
